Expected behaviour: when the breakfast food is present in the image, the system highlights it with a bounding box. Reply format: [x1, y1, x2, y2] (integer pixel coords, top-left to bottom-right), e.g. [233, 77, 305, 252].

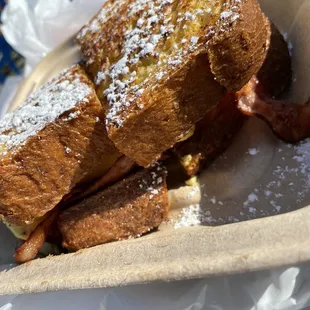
[77, 0, 270, 167]
[0, 0, 301, 264]
[173, 21, 292, 177]
[256, 23, 292, 98]
[0, 65, 121, 234]
[173, 93, 246, 176]
[238, 76, 310, 143]
[59, 166, 168, 251]
[64, 155, 136, 205]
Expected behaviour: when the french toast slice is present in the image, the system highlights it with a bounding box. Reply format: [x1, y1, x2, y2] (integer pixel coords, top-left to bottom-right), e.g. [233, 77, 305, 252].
[256, 22, 292, 98]
[77, 0, 270, 167]
[58, 165, 168, 252]
[0, 65, 121, 228]
[174, 22, 292, 177]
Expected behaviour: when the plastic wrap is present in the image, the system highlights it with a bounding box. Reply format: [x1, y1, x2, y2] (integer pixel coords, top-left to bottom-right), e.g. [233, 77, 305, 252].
[1, 0, 104, 72]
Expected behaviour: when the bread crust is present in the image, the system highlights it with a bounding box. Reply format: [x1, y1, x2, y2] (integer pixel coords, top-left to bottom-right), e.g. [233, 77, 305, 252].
[256, 22, 292, 98]
[174, 22, 292, 176]
[207, 0, 271, 92]
[58, 166, 168, 252]
[0, 65, 120, 226]
[174, 92, 246, 176]
[77, 0, 270, 167]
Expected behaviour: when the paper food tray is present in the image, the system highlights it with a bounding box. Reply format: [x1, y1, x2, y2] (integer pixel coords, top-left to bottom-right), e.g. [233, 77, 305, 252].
[0, 0, 310, 296]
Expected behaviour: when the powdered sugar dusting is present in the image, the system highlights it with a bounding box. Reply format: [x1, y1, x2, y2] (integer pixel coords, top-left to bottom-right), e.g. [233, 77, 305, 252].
[0, 66, 92, 153]
[138, 164, 166, 199]
[77, 1, 126, 40]
[78, 0, 224, 127]
[217, 0, 241, 30]
[293, 139, 310, 193]
[236, 140, 310, 217]
[248, 147, 259, 155]
[283, 32, 293, 57]
[244, 193, 258, 206]
[174, 203, 225, 228]
[174, 136, 310, 228]
[174, 204, 201, 228]
[205, 138, 310, 223]
[101, 0, 177, 126]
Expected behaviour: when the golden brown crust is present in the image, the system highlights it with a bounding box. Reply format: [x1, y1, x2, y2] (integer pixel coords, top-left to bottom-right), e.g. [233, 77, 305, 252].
[77, 0, 269, 167]
[108, 54, 225, 167]
[256, 22, 292, 98]
[207, 0, 270, 92]
[0, 66, 121, 226]
[58, 166, 168, 252]
[174, 22, 291, 177]
[63, 155, 136, 205]
[174, 92, 246, 176]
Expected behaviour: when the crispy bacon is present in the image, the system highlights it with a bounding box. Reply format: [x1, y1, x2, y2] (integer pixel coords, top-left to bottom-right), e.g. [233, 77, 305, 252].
[14, 156, 136, 263]
[66, 156, 136, 205]
[14, 209, 60, 264]
[238, 77, 310, 143]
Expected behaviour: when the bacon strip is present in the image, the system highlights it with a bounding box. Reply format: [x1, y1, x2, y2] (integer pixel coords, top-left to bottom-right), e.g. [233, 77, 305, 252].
[238, 77, 310, 143]
[14, 156, 136, 263]
[65, 156, 136, 205]
[14, 209, 60, 264]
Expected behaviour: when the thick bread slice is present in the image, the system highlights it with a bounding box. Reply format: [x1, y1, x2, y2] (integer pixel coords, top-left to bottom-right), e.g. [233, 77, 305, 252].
[207, 0, 270, 92]
[0, 65, 121, 226]
[256, 22, 292, 98]
[58, 166, 168, 252]
[174, 23, 292, 177]
[77, 0, 270, 167]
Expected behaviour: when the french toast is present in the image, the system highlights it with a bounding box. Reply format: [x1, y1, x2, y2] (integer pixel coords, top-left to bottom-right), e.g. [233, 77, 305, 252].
[0, 65, 121, 230]
[58, 165, 168, 252]
[174, 93, 246, 176]
[256, 23, 292, 99]
[174, 22, 292, 177]
[77, 0, 270, 167]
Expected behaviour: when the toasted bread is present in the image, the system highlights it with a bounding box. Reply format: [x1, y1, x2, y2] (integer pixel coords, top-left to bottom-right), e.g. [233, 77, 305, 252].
[174, 92, 246, 176]
[58, 165, 168, 252]
[77, 0, 270, 167]
[0, 65, 121, 227]
[174, 23, 292, 177]
[63, 155, 136, 205]
[256, 22, 292, 98]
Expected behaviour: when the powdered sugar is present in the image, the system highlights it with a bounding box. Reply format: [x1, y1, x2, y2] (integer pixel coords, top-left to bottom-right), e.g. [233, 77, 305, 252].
[210, 197, 217, 204]
[186, 185, 199, 199]
[283, 32, 293, 57]
[174, 204, 201, 228]
[174, 137, 310, 229]
[217, 1, 240, 30]
[77, 0, 126, 40]
[239, 140, 310, 218]
[244, 193, 258, 207]
[248, 148, 259, 155]
[294, 139, 310, 185]
[138, 164, 165, 199]
[79, 0, 223, 127]
[236, 140, 310, 217]
[101, 0, 177, 126]
[0, 66, 92, 153]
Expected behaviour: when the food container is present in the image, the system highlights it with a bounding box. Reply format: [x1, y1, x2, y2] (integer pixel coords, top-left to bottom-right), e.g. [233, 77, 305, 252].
[0, 0, 310, 296]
